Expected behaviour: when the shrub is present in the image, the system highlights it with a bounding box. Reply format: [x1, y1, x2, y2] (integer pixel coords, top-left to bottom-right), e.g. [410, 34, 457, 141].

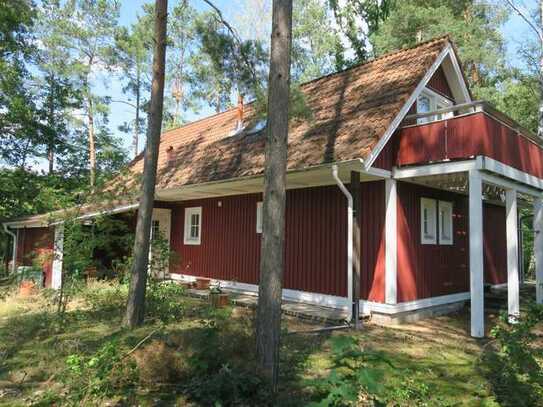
[306, 335, 387, 406]
[61, 339, 138, 404]
[145, 281, 185, 323]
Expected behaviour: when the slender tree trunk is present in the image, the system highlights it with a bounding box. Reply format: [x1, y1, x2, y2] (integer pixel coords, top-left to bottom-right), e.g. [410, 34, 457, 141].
[255, 0, 292, 390]
[135, 71, 141, 158]
[87, 93, 97, 187]
[47, 76, 55, 174]
[125, 0, 168, 328]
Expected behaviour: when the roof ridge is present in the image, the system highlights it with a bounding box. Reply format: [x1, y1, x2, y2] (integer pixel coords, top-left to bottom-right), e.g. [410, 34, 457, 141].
[299, 34, 451, 89]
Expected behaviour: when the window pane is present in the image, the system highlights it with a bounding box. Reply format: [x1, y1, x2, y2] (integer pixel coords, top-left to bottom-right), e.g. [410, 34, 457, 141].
[418, 96, 431, 113]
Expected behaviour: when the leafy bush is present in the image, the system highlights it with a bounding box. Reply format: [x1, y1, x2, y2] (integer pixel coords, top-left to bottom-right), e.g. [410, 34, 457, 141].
[482, 303, 543, 405]
[81, 280, 128, 317]
[306, 335, 388, 406]
[145, 280, 185, 323]
[62, 340, 138, 404]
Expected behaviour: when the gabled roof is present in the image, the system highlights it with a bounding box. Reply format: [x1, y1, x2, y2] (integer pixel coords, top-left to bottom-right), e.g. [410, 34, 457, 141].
[110, 36, 453, 192]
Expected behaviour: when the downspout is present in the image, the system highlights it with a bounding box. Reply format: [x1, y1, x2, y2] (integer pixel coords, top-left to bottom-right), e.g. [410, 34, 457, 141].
[332, 164, 353, 322]
[3, 224, 17, 275]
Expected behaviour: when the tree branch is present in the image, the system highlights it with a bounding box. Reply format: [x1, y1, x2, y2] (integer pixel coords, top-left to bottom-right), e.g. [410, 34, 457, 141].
[503, 0, 543, 43]
[111, 99, 138, 109]
[201, 0, 258, 85]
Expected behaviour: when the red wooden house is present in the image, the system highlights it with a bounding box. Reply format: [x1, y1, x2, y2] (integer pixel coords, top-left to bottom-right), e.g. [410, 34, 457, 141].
[5, 37, 543, 337]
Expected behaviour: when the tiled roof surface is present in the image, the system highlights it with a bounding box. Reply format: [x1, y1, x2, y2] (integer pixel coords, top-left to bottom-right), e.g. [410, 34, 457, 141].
[112, 37, 451, 191]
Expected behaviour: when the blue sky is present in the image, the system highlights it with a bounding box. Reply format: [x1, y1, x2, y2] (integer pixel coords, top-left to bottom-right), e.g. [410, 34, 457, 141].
[102, 1, 535, 158]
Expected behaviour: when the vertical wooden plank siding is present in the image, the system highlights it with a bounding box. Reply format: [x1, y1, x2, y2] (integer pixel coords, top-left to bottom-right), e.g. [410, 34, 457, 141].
[397, 113, 543, 178]
[484, 204, 507, 285]
[170, 183, 386, 300]
[396, 181, 507, 301]
[16, 227, 54, 287]
[427, 66, 454, 99]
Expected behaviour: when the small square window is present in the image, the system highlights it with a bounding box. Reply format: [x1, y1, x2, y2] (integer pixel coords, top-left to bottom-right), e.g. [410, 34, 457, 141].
[421, 198, 437, 244]
[256, 202, 263, 234]
[438, 201, 454, 245]
[184, 207, 202, 245]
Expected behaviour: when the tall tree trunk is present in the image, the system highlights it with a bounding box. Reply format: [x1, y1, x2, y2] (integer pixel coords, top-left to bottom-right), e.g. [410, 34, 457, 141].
[255, 0, 292, 390]
[47, 75, 55, 174]
[87, 93, 97, 187]
[125, 0, 168, 328]
[134, 70, 141, 158]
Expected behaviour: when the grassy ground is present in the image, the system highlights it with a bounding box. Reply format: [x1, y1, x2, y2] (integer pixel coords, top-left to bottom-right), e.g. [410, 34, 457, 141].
[0, 281, 539, 406]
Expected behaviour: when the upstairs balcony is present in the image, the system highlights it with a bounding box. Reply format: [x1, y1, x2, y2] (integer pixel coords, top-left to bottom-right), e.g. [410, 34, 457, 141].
[396, 102, 543, 179]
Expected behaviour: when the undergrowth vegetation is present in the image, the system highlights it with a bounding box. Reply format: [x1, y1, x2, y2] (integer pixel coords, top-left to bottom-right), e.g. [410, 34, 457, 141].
[1, 280, 543, 406]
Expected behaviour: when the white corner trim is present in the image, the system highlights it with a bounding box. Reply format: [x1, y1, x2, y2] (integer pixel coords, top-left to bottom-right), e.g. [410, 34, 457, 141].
[364, 45, 454, 171]
[51, 224, 64, 290]
[446, 46, 472, 103]
[385, 179, 398, 304]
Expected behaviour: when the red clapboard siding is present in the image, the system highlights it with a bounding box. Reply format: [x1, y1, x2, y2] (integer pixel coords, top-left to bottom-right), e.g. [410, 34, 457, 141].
[16, 227, 54, 287]
[484, 204, 507, 285]
[397, 182, 470, 302]
[170, 182, 386, 299]
[398, 113, 543, 178]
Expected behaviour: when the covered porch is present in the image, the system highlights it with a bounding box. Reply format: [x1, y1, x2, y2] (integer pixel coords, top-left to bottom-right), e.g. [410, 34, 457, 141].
[393, 156, 543, 337]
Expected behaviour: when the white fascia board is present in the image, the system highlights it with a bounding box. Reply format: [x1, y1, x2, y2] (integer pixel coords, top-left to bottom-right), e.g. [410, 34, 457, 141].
[364, 45, 454, 171]
[481, 157, 543, 192]
[392, 159, 480, 179]
[445, 46, 472, 103]
[481, 173, 542, 198]
[361, 292, 470, 315]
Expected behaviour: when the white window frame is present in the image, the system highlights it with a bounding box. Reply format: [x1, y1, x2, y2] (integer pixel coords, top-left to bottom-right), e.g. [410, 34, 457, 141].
[417, 88, 453, 124]
[184, 207, 202, 245]
[256, 202, 263, 234]
[438, 200, 454, 245]
[421, 198, 437, 245]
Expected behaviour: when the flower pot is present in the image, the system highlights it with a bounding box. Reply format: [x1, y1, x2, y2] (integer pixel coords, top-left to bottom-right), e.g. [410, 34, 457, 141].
[180, 281, 194, 289]
[210, 293, 229, 308]
[195, 278, 210, 290]
[19, 280, 36, 297]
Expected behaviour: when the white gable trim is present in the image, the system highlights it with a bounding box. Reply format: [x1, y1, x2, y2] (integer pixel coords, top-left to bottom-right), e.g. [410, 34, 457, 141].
[364, 44, 471, 171]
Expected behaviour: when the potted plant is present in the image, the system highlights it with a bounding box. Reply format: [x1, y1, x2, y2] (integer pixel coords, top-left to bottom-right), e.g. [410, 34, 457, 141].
[209, 283, 229, 308]
[195, 277, 210, 290]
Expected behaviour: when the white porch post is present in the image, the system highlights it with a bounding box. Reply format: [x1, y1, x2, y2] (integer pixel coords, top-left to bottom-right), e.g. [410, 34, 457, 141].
[51, 224, 64, 289]
[385, 179, 398, 304]
[469, 170, 485, 337]
[506, 189, 520, 321]
[534, 198, 543, 304]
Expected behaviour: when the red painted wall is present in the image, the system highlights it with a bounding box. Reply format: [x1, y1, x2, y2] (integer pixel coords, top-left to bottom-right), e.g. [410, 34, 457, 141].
[170, 182, 386, 300]
[427, 66, 454, 100]
[16, 227, 54, 287]
[484, 204, 507, 285]
[397, 113, 543, 178]
[396, 182, 507, 301]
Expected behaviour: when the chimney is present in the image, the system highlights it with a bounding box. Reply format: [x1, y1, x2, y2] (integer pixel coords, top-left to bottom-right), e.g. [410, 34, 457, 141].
[166, 145, 175, 164]
[236, 94, 244, 131]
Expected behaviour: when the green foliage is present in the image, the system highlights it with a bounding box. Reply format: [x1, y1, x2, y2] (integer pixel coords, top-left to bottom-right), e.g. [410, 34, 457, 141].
[145, 281, 185, 323]
[481, 303, 543, 406]
[63, 339, 138, 403]
[307, 335, 387, 406]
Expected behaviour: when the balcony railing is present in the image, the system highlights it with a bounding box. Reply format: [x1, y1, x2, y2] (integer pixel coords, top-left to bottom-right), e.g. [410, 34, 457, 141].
[397, 101, 543, 179]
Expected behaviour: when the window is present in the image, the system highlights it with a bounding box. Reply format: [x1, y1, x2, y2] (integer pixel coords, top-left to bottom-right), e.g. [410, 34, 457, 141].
[256, 202, 263, 233]
[420, 198, 437, 244]
[151, 220, 160, 240]
[184, 207, 202, 245]
[417, 88, 453, 124]
[438, 201, 454, 245]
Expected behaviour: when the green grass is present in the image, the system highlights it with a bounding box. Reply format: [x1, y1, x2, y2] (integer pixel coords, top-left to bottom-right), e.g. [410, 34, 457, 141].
[0, 282, 538, 406]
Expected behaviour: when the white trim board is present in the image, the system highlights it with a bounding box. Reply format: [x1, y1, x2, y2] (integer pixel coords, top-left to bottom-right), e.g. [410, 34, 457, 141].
[365, 44, 471, 171]
[170, 273, 471, 316]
